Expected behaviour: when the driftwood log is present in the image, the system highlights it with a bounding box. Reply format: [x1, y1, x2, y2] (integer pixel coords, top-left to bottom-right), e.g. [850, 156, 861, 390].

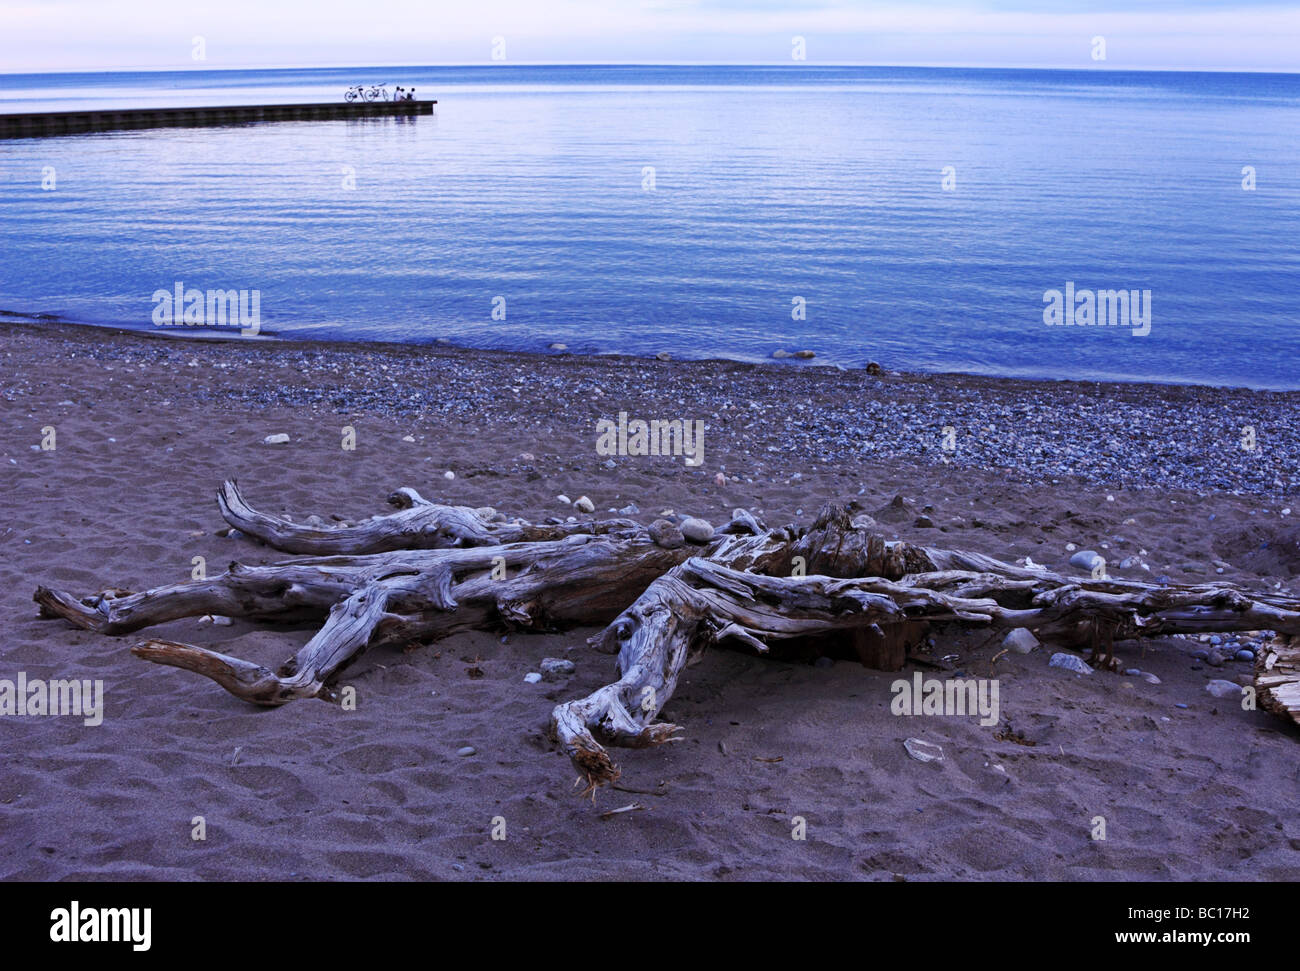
[35, 479, 1300, 794]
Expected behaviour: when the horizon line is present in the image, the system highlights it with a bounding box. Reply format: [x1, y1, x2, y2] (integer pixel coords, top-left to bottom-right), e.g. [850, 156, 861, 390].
[5, 62, 1300, 78]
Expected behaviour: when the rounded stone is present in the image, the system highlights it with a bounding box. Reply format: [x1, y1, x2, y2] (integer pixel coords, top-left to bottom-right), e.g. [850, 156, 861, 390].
[680, 517, 715, 544]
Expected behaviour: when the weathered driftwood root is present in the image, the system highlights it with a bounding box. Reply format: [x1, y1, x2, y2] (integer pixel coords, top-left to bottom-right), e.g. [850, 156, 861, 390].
[34, 484, 1300, 793]
[549, 542, 1300, 790]
[549, 557, 1012, 791]
[218, 479, 639, 554]
[37, 536, 689, 705]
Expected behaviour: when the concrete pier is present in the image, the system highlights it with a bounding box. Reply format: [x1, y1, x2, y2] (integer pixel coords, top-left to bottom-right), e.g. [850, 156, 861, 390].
[0, 99, 437, 138]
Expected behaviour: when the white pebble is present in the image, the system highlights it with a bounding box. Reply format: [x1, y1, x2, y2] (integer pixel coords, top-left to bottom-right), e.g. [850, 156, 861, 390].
[1003, 628, 1040, 654]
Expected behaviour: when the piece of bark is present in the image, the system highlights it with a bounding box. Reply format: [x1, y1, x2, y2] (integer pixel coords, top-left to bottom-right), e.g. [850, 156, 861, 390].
[1256, 635, 1300, 726]
[851, 620, 929, 670]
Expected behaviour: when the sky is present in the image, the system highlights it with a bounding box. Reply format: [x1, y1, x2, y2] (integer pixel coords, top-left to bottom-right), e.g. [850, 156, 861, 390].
[2, 0, 1298, 73]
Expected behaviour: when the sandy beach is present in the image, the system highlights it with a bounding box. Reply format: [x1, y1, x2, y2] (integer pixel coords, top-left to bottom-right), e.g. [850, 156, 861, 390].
[2, 321, 1298, 881]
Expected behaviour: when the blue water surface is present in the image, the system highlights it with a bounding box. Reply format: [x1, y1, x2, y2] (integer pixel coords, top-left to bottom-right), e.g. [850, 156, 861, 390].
[0, 65, 1297, 388]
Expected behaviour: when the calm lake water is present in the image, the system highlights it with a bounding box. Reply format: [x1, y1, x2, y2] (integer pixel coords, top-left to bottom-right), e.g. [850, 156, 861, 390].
[1, 65, 1298, 388]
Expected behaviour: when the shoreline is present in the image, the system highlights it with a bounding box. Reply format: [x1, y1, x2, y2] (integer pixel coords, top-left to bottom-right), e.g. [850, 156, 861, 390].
[2, 317, 1297, 501]
[6, 314, 1300, 397]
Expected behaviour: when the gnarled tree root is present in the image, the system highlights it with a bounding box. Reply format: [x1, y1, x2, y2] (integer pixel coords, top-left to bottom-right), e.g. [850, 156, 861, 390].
[34, 483, 1300, 794]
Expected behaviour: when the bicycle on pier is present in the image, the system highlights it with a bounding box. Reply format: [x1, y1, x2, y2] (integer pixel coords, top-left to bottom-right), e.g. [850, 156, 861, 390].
[343, 83, 390, 103]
